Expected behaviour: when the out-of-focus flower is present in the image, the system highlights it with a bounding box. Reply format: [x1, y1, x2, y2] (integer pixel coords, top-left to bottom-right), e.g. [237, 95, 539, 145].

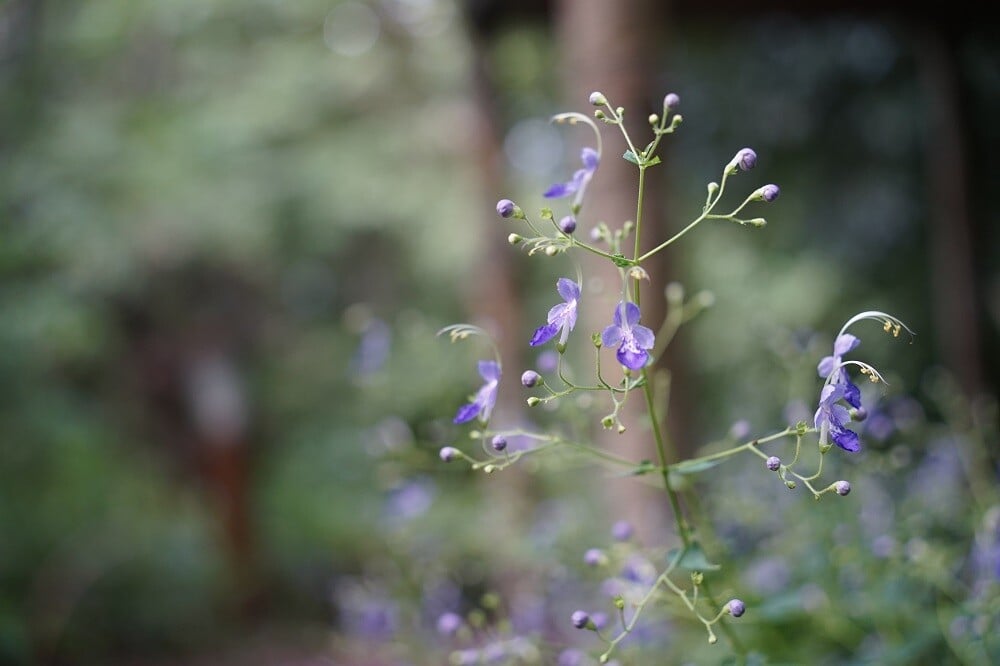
[544, 147, 599, 209]
[454, 360, 501, 424]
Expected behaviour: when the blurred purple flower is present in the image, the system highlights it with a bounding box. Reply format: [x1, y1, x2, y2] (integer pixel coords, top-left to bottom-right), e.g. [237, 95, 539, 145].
[530, 278, 580, 347]
[454, 360, 500, 424]
[544, 147, 599, 209]
[602, 302, 655, 370]
[611, 520, 633, 541]
[537, 350, 559, 373]
[436, 612, 463, 637]
[351, 318, 391, 376]
[384, 478, 435, 523]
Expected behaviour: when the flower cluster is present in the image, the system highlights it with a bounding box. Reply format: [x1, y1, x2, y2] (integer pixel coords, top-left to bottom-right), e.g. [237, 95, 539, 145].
[434, 91, 912, 662]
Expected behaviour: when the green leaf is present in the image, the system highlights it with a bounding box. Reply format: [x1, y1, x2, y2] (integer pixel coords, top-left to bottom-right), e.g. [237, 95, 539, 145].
[610, 253, 633, 268]
[628, 460, 656, 476]
[623, 150, 661, 167]
[666, 541, 721, 571]
[671, 458, 724, 475]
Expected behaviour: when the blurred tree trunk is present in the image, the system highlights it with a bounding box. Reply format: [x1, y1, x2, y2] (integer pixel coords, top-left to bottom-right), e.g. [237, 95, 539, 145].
[460, 13, 536, 610]
[916, 29, 984, 397]
[553, 0, 694, 546]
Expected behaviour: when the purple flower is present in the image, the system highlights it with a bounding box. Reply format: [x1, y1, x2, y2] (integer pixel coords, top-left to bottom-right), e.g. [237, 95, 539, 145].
[602, 302, 655, 370]
[818, 334, 860, 378]
[760, 184, 780, 202]
[530, 278, 580, 347]
[544, 147, 599, 209]
[570, 610, 591, 629]
[584, 548, 606, 566]
[818, 334, 862, 410]
[664, 92, 680, 110]
[558, 215, 577, 234]
[766, 456, 781, 472]
[726, 598, 746, 618]
[814, 383, 861, 452]
[833, 480, 852, 496]
[491, 435, 507, 452]
[454, 360, 501, 424]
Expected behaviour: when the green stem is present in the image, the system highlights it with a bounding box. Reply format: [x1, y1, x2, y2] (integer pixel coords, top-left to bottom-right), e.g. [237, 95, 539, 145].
[634, 166, 646, 262]
[640, 373, 691, 546]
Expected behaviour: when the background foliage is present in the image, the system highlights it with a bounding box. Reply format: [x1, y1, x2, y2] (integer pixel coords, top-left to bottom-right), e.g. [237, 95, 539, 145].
[1, 1, 997, 664]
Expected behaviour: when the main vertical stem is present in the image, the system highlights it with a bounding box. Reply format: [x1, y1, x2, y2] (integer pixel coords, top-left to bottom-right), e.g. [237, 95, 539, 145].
[633, 161, 746, 658]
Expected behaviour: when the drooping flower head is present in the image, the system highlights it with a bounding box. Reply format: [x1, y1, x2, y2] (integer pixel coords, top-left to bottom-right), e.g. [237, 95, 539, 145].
[602, 301, 655, 371]
[544, 147, 599, 210]
[814, 383, 860, 452]
[818, 333, 862, 410]
[530, 278, 580, 347]
[453, 360, 501, 424]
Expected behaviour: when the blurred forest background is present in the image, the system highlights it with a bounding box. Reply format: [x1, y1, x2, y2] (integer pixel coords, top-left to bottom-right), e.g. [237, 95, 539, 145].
[1, 0, 998, 664]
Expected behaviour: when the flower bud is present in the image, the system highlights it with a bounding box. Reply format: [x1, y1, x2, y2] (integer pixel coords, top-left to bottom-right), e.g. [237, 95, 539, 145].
[729, 419, 751, 439]
[437, 612, 463, 636]
[726, 599, 746, 618]
[526, 397, 541, 407]
[664, 281, 684, 304]
[611, 520, 633, 541]
[508, 233, 523, 245]
[736, 147, 757, 171]
[589, 92, 607, 106]
[851, 407, 868, 422]
[496, 199, 516, 218]
[766, 456, 781, 472]
[594, 109, 606, 120]
[759, 183, 780, 202]
[544, 245, 559, 257]
[663, 92, 680, 110]
[583, 548, 606, 567]
[520, 370, 541, 388]
[491, 435, 507, 452]
[648, 113, 659, 126]
[747, 218, 767, 227]
[440, 446, 461, 462]
[696, 291, 715, 308]
[707, 181, 720, 197]
[784, 480, 797, 490]
[571, 610, 591, 629]
[558, 216, 577, 234]
[834, 480, 852, 496]
[482, 464, 496, 474]
[613, 595, 625, 610]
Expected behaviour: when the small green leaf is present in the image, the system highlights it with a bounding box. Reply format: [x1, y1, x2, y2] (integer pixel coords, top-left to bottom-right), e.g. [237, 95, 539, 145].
[611, 253, 633, 268]
[666, 542, 721, 571]
[644, 155, 662, 167]
[672, 458, 724, 475]
[628, 460, 656, 476]
[622, 150, 640, 165]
